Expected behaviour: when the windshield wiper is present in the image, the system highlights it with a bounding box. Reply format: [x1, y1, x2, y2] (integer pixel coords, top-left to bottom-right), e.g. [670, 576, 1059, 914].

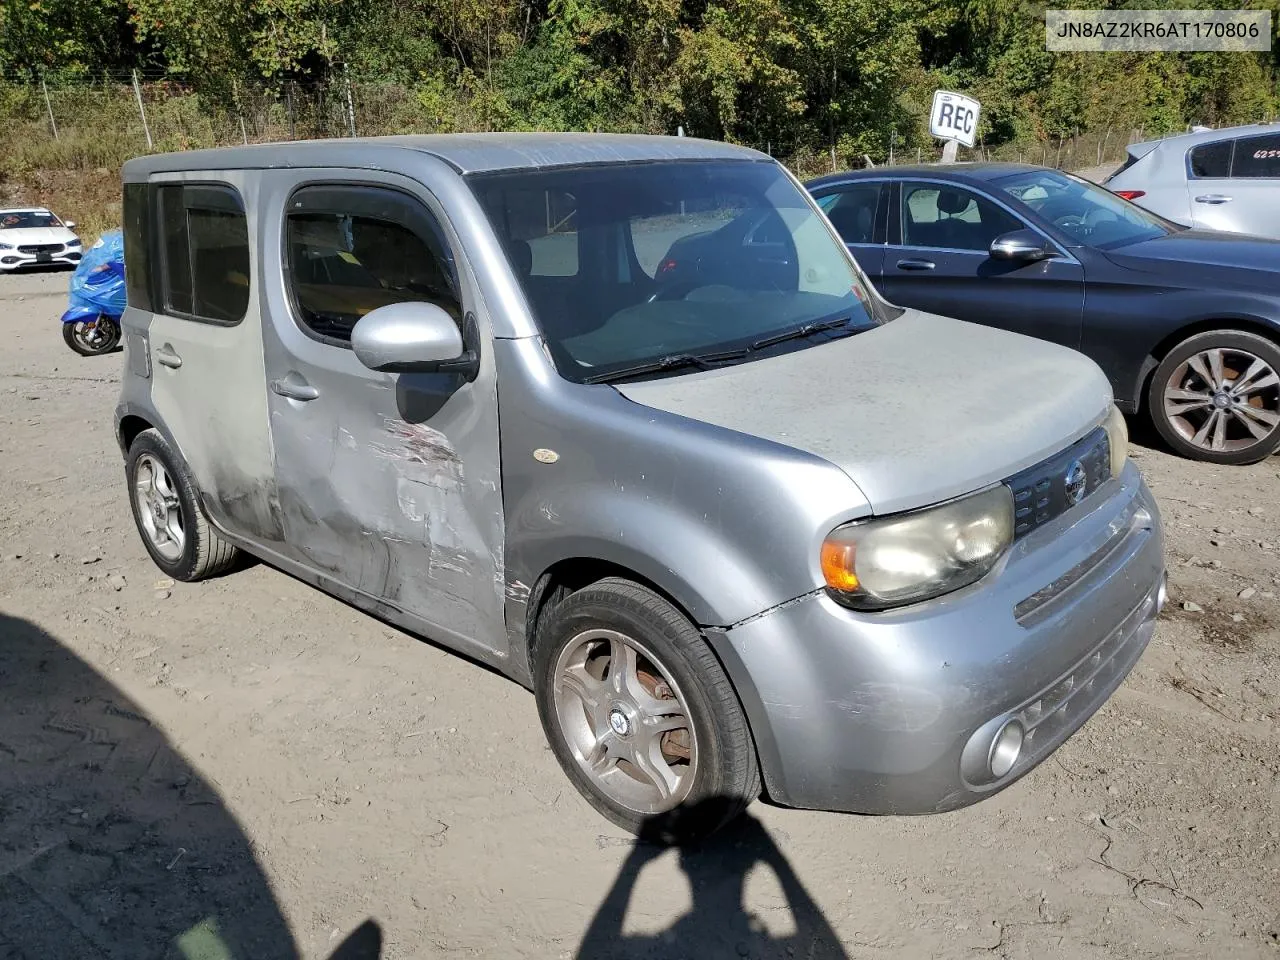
[583, 349, 749, 385]
[750, 315, 855, 351]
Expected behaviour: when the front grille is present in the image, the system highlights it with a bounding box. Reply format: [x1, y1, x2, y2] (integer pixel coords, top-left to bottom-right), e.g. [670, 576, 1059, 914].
[1005, 428, 1110, 539]
[18, 243, 62, 254]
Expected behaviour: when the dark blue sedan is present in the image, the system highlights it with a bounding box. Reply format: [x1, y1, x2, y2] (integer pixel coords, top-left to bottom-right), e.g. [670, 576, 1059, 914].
[807, 164, 1280, 465]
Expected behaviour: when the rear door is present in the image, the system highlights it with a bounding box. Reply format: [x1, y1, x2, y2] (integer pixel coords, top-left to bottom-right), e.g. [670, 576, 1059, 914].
[144, 174, 282, 541]
[877, 179, 1085, 349]
[1189, 133, 1280, 238]
[257, 171, 507, 656]
[812, 181, 887, 277]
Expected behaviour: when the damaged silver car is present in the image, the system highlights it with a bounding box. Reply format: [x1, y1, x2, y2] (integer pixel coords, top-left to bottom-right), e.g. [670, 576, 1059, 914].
[115, 134, 1165, 841]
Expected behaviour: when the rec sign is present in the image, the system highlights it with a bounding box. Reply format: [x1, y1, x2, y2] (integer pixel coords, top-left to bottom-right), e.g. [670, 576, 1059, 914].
[930, 90, 981, 148]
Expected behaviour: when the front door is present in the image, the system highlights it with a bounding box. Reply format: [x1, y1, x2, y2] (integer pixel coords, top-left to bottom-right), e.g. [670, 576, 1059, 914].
[257, 172, 506, 656]
[878, 180, 1085, 350]
[144, 173, 282, 541]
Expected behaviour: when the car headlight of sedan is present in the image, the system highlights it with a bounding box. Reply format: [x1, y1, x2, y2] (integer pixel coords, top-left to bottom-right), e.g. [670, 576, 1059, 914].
[67, 238, 82, 247]
[0, 243, 12, 250]
[1103, 404, 1128, 477]
[821, 485, 1014, 610]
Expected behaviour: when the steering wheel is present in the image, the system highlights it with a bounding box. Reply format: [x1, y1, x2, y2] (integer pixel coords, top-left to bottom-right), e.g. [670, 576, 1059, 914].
[1052, 213, 1092, 236]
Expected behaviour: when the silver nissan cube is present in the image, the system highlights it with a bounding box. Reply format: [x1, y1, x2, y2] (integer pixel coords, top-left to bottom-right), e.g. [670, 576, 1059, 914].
[115, 134, 1165, 841]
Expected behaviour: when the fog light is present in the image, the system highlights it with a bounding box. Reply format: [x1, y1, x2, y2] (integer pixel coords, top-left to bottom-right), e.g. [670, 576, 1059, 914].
[1, 257, 16, 264]
[989, 720, 1024, 778]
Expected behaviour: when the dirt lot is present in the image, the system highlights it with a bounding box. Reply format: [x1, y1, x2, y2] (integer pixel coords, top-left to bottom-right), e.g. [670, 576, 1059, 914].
[1, 269, 1277, 960]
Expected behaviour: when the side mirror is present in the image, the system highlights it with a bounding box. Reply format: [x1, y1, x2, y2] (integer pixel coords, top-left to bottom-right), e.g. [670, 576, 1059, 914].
[64, 221, 76, 229]
[351, 301, 477, 379]
[989, 229, 1053, 262]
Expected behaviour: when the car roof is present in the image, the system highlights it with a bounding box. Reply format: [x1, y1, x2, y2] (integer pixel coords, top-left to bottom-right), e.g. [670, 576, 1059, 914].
[1131, 122, 1280, 154]
[806, 162, 1048, 188]
[0, 207, 52, 214]
[123, 133, 769, 179]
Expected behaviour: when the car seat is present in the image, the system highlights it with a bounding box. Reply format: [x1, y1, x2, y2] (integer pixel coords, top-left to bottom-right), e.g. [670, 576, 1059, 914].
[827, 203, 874, 244]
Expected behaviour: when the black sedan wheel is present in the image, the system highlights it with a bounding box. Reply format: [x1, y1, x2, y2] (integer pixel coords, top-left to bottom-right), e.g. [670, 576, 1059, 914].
[1149, 330, 1280, 465]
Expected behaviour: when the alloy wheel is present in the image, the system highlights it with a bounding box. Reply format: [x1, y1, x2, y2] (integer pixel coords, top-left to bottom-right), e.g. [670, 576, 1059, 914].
[551, 628, 698, 815]
[1162, 347, 1280, 455]
[133, 453, 186, 562]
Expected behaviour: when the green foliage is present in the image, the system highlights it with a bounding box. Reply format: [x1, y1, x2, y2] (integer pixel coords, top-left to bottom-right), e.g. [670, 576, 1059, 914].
[0, 0, 1277, 172]
[0, 0, 143, 78]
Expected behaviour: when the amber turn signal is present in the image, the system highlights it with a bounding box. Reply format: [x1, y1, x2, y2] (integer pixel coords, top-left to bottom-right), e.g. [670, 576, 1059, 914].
[821, 538, 860, 592]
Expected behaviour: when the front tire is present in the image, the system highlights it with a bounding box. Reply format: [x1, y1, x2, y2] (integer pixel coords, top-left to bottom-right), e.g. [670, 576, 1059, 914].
[62, 317, 121, 356]
[533, 578, 760, 844]
[126, 429, 239, 581]
[1148, 329, 1280, 464]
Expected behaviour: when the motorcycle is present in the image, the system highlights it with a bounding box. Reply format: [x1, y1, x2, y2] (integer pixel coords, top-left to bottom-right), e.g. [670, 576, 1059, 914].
[62, 229, 125, 357]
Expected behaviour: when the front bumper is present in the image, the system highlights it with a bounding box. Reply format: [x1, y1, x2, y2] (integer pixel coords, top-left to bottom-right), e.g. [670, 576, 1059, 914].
[0, 249, 81, 269]
[712, 461, 1164, 815]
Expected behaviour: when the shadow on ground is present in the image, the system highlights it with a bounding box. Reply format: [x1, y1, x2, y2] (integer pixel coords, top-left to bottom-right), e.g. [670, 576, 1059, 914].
[0, 613, 380, 960]
[579, 801, 849, 960]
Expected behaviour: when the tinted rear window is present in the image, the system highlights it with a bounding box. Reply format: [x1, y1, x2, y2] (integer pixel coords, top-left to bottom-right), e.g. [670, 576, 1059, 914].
[157, 183, 250, 324]
[1231, 134, 1280, 178]
[1189, 140, 1233, 178]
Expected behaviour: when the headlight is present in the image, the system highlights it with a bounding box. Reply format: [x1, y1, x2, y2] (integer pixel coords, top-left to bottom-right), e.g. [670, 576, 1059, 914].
[67, 238, 82, 247]
[0, 243, 11, 250]
[821, 485, 1014, 609]
[1103, 405, 1128, 477]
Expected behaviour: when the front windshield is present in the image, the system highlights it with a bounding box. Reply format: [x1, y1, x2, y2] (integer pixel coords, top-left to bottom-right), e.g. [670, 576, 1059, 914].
[469, 160, 878, 382]
[0, 211, 61, 229]
[993, 169, 1171, 250]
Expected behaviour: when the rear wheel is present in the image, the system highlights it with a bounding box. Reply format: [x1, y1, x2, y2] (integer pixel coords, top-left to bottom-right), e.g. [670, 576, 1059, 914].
[534, 578, 759, 844]
[1148, 330, 1280, 464]
[62, 316, 121, 356]
[126, 429, 239, 581]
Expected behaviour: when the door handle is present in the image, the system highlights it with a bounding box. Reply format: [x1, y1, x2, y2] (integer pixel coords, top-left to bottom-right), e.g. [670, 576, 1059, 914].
[155, 344, 182, 368]
[1194, 194, 1233, 204]
[270, 378, 319, 402]
[896, 258, 936, 271]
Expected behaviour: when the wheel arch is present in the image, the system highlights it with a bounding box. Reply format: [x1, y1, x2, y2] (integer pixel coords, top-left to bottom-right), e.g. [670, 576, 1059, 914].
[1130, 315, 1280, 413]
[116, 412, 155, 456]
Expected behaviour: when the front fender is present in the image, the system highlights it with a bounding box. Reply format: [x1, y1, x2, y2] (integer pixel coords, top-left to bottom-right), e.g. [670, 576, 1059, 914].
[507, 487, 784, 630]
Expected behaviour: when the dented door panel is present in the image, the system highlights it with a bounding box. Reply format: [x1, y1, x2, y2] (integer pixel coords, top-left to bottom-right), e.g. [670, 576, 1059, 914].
[256, 167, 508, 658]
[144, 170, 283, 542]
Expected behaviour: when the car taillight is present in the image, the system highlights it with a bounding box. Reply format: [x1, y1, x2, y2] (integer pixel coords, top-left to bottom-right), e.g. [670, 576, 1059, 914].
[1113, 189, 1146, 201]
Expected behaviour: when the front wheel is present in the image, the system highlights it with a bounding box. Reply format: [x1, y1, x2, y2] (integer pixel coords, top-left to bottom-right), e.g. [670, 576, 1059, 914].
[1148, 329, 1280, 464]
[62, 316, 121, 356]
[534, 578, 760, 844]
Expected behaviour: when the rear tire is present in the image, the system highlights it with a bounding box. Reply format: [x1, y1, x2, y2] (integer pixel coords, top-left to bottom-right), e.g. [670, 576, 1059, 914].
[126, 429, 239, 581]
[533, 577, 759, 845]
[62, 317, 121, 356]
[1148, 329, 1280, 465]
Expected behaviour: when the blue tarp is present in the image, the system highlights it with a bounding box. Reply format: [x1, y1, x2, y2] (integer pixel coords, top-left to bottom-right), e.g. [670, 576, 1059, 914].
[66, 229, 126, 318]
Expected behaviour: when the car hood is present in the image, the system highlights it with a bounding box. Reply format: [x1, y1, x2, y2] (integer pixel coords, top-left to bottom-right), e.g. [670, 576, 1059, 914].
[0, 226, 76, 245]
[1102, 229, 1280, 279]
[615, 310, 1112, 515]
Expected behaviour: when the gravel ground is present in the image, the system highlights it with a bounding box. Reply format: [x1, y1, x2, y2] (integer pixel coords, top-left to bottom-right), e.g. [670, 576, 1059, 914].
[0, 269, 1277, 960]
